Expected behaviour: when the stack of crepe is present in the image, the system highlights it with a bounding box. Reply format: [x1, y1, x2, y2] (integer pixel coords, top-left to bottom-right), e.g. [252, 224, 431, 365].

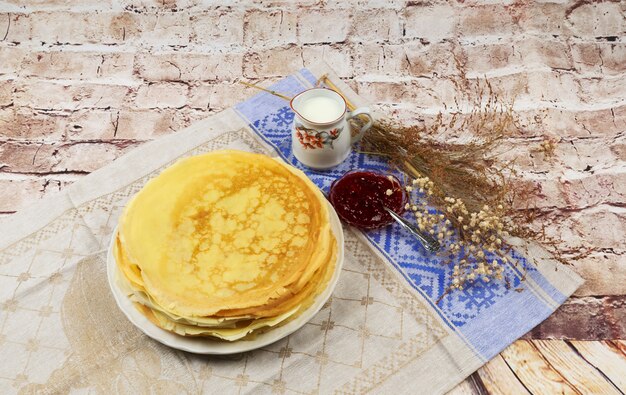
[113, 150, 337, 341]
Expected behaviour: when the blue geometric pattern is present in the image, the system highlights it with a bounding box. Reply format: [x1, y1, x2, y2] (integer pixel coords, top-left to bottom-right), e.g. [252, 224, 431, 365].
[234, 69, 575, 359]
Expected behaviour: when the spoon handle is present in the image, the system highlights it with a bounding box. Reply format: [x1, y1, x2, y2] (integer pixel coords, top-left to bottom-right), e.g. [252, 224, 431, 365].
[383, 206, 441, 253]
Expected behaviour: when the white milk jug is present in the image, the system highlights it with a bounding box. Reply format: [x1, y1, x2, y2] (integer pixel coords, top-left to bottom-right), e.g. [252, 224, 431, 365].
[290, 88, 373, 169]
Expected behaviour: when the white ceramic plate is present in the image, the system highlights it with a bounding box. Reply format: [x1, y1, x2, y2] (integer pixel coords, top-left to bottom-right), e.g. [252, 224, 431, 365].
[106, 202, 344, 355]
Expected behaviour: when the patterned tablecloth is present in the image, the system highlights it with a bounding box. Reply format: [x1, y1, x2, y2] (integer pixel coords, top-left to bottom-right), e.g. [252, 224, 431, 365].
[0, 62, 582, 394]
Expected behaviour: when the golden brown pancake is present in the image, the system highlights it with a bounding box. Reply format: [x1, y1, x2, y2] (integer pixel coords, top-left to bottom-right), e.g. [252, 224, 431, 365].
[114, 150, 337, 340]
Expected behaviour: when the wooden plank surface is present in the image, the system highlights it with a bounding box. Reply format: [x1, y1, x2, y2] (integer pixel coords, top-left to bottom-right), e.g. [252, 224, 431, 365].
[475, 355, 530, 395]
[569, 341, 626, 392]
[613, 340, 626, 356]
[499, 341, 579, 394]
[449, 340, 626, 394]
[533, 340, 621, 394]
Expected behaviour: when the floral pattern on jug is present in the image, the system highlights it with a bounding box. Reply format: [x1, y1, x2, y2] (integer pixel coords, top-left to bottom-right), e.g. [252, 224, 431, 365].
[295, 124, 343, 149]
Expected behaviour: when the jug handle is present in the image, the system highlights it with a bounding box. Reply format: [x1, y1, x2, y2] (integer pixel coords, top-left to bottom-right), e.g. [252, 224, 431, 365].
[346, 107, 373, 144]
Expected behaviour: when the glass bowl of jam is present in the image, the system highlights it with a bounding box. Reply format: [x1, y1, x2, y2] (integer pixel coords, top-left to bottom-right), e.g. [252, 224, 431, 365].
[328, 170, 407, 230]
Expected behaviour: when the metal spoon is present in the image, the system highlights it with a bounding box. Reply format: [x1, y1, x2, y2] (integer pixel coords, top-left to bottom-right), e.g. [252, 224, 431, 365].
[382, 206, 441, 253]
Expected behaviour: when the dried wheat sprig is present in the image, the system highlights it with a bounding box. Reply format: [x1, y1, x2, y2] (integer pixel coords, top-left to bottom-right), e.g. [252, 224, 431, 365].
[317, 75, 357, 111]
[239, 81, 293, 101]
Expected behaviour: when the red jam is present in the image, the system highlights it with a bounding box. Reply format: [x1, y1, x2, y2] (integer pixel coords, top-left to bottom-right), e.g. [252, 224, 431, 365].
[329, 171, 407, 230]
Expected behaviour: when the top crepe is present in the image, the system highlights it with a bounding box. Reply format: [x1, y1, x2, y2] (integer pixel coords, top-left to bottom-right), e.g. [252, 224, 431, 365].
[118, 150, 334, 319]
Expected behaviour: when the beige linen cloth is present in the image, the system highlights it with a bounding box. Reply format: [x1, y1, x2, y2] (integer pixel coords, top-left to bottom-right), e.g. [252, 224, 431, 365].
[0, 63, 580, 394]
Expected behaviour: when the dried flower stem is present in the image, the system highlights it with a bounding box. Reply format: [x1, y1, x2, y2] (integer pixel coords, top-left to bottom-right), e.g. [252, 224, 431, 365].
[317, 75, 357, 111]
[239, 81, 293, 101]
